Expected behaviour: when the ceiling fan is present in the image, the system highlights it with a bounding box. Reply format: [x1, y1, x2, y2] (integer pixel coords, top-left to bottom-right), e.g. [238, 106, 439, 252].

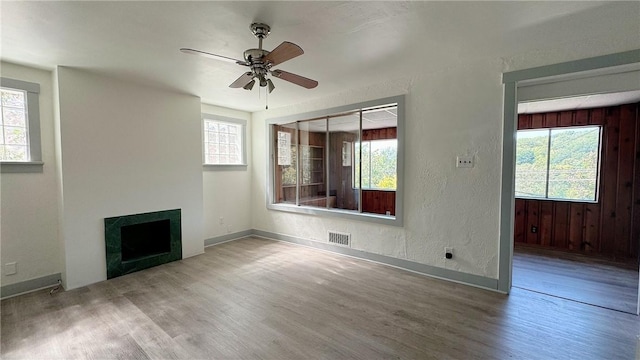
[180, 23, 318, 94]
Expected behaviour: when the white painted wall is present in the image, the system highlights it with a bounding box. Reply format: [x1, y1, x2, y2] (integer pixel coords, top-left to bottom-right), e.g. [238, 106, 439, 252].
[0, 62, 62, 286]
[251, 60, 503, 278]
[251, 21, 640, 281]
[201, 104, 252, 240]
[56, 67, 204, 290]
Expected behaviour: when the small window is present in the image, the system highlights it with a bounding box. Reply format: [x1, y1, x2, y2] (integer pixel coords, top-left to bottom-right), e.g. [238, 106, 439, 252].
[515, 125, 601, 202]
[202, 115, 246, 168]
[1, 77, 42, 172]
[1, 88, 29, 161]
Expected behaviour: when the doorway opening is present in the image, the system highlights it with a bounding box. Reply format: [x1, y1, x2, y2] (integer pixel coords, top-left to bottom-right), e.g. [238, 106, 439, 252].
[512, 95, 640, 313]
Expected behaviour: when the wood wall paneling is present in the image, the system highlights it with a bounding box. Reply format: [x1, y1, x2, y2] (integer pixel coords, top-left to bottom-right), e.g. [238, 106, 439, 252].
[568, 203, 585, 251]
[515, 199, 526, 243]
[632, 105, 640, 260]
[599, 107, 620, 255]
[539, 202, 554, 246]
[615, 105, 636, 257]
[515, 103, 639, 260]
[526, 200, 540, 245]
[553, 202, 569, 249]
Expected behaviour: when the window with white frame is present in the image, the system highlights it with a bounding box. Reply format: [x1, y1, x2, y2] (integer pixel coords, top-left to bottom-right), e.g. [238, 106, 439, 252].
[515, 125, 602, 202]
[1, 78, 41, 170]
[202, 115, 246, 167]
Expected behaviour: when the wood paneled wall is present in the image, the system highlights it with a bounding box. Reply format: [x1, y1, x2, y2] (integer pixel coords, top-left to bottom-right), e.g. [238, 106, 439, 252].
[329, 132, 358, 210]
[362, 190, 396, 215]
[515, 103, 639, 260]
[362, 127, 397, 141]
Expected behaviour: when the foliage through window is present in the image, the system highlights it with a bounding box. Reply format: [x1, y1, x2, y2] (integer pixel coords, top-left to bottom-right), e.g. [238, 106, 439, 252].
[1, 87, 30, 161]
[515, 126, 601, 201]
[354, 139, 398, 190]
[203, 117, 245, 166]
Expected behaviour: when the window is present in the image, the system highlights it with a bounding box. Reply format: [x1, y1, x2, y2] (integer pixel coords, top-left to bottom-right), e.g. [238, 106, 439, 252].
[515, 125, 601, 202]
[268, 95, 404, 226]
[1, 77, 42, 172]
[202, 114, 246, 169]
[354, 139, 398, 190]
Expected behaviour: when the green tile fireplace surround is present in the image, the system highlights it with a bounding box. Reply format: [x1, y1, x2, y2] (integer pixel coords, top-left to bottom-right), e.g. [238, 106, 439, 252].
[104, 209, 182, 279]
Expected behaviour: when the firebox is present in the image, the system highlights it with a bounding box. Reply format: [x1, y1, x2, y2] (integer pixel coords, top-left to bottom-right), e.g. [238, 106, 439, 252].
[104, 209, 182, 279]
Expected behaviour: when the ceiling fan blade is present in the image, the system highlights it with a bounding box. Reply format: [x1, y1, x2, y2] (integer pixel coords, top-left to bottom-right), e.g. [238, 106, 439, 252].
[180, 48, 248, 66]
[230, 72, 255, 88]
[263, 42, 304, 67]
[271, 70, 318, 89]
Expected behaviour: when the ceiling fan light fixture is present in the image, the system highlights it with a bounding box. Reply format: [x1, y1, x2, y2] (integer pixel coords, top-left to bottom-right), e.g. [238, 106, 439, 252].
[243, 79, 255, 90]
[181, 23, 318, 95]
[267, 79, 275, 93]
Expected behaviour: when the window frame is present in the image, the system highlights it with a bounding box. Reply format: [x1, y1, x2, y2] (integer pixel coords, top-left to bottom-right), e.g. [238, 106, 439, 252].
[266, 95, 405, 227]
[0, 77, 42, 173]
[514, 125, 602, 203]
[202, 114, 247, 171]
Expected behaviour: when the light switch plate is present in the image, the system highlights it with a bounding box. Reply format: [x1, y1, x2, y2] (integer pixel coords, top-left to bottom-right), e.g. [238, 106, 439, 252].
[456, 155, 474, 168]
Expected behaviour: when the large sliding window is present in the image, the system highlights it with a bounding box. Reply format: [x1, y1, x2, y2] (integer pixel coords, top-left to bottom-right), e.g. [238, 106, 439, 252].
[268, 96, 404, 226]
[515, 125, 602, 202]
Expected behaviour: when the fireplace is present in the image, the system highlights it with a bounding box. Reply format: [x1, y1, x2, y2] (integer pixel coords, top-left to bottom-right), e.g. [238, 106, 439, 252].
[104, 209, 182, 279]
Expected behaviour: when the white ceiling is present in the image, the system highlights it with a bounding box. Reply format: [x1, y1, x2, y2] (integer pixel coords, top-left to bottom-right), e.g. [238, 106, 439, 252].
[518, 90, 640, 114]
[1, 1, 636, 112]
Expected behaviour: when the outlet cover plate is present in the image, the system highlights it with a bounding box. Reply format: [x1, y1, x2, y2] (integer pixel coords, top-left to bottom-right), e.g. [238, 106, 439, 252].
[456, 155, 473, 168]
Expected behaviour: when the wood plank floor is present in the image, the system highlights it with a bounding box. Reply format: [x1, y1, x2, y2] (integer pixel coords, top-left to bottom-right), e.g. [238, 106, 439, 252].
[2, 237, 639, 359]
[513, 245, 639, 314]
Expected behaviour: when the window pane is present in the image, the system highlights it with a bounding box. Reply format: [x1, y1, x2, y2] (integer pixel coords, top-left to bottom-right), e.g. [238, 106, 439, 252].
[548, 127, 600, 201]
[361, 141, 371, 188]
[370, 139, 397, 190]
[329, 113, 359, 211]
[4, 126, 28, 145]
[3, 108, 26, 127]
[515, 129, 549, 198]
[4, 145, 27, 161]
[203, 119, 243, 165]
[1, 89, 25, 108]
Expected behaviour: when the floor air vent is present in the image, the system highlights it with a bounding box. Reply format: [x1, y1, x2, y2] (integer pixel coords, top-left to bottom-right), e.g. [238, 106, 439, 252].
[328, 231, 351, 247]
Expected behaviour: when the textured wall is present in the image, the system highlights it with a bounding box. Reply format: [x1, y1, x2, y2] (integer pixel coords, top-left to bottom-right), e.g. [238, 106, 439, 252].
[250, 5, 640, 280]
[0, 62, 62, 287]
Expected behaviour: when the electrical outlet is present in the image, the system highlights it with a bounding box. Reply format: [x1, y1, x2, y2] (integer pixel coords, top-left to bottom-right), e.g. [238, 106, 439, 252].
[444, 247, 454, 259]
[531, 225, 537, 233]
[219, 217, 224, 225]
[5, 262, 17, 275]
[456, 155, 473, 168]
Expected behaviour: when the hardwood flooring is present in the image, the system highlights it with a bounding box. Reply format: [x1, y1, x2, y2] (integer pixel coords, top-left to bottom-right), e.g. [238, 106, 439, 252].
[513, 245, 639, 314]
[2, 237, 640, 359]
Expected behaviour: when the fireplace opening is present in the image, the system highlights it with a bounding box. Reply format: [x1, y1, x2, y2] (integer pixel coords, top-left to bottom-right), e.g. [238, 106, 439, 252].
[104, 209, 182, 279]
[121, 219, 171, 262]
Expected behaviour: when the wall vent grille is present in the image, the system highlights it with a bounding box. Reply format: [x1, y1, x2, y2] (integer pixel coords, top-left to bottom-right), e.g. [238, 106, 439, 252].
[328, 231, 351, 247]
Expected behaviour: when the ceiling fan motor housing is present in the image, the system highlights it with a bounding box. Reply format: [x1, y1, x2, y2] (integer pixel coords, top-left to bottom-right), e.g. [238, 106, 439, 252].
[250, 23, 271, 39]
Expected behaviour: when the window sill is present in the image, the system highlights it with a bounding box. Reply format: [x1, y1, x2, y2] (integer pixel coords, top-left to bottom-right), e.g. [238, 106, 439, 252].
[515, 196, 597, 204]
[267, 202, 402, 227]
[0, 161, 44, 173]
[203, 164, 248, 172]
